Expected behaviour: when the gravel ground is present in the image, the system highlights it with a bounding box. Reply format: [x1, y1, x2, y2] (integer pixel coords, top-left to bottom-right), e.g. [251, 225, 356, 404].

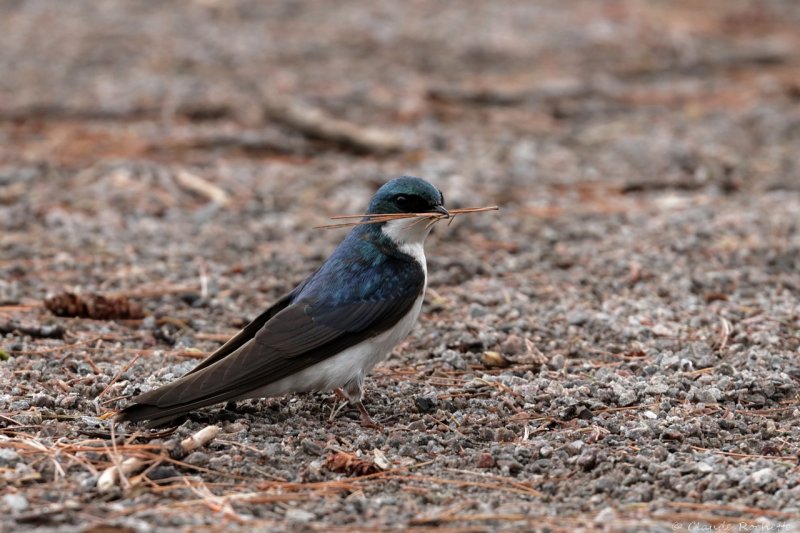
[2, 1, 800, 531]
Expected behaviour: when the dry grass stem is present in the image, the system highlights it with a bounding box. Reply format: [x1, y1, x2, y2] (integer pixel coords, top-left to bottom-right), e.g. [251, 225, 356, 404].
[94, 425, 222, 494]
[262, 96, 405, 154]
[315, 205, 498, 229]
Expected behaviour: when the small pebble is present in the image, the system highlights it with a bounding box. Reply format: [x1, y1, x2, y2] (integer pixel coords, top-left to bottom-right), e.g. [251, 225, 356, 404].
[285, 508, 315, 523]
[481, 351, 509, 368]
[476, 453, 495, 468]
[414, 396, 437, 413]
[696, 462, 714, 474]
[0, 449, 21, 467]
[748, 468, 776, 487]
[567, 311, 589, 326]
[566, 440, 584, 455]
[407, 419, 426, 431]
[548, 353, 565, 370]
[2, 494, 28, 513]
[469, 303, 489, 318]
[501, 334, 524, 356]
[594, 506, 617, 522]
[577, 448, 597, 470]
[31, 394, 55, 408]
[10, 400, 29, 411]
[184, 452, 210, 466]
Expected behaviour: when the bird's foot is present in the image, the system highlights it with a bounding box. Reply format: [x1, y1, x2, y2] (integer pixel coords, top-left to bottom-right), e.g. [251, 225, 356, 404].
[355, 401, 381, 429]
[331, 388, 381, 428]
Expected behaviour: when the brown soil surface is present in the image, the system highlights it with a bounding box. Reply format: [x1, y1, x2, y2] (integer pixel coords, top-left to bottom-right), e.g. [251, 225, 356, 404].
[2, 1, 800, 531]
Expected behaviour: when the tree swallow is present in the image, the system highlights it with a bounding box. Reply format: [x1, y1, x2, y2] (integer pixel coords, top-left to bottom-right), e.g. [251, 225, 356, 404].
[119, 176, 449, 427]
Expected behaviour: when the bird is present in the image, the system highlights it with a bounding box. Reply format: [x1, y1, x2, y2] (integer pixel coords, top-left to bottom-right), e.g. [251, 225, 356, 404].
[118, 176, 449, 427]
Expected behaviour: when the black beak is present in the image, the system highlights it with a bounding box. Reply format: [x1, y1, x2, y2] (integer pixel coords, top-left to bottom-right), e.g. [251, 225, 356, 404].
[431, 204, 450, 218]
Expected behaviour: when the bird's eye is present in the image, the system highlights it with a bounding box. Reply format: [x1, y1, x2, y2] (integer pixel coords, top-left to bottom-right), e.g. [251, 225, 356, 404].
[395, 195, 409, 208]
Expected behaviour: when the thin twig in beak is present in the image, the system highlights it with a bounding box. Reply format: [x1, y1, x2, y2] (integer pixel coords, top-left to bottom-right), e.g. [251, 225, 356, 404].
[314, 205, 498, 230]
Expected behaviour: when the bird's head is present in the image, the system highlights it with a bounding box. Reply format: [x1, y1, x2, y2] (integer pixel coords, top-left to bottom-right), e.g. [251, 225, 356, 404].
[367, 176, 447, 217]
[366, 176, 448, 248]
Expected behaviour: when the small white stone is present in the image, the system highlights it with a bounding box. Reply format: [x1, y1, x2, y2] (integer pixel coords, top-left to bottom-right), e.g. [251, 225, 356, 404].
[651, 323, 675, 337]
[566, 440, 584, 455]
[696, 462, 714, 473]
[373, 449, 391, 470]
[3, 494, 29, 513]
[595, 506, 617, 522]
[749, 467, 775, 487]
[286, 508, 315, 523]
[0, 449, 21, 466]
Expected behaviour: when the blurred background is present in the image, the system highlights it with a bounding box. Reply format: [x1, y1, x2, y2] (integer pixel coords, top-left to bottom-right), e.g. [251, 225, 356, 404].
[3, 0, 800, 351]
[3, 0, 800, 300]
[2, 1, 800, 528]
[2, 2, 799, 283]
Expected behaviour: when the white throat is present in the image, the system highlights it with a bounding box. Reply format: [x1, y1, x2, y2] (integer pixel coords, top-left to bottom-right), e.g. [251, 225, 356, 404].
[381, 217, 434, 271]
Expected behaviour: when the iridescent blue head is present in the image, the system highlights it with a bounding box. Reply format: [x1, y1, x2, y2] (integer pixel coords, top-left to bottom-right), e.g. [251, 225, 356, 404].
[367, 176, 448, 217]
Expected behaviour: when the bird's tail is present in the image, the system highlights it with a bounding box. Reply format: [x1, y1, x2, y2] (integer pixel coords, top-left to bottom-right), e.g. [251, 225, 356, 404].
[116, 395, 229, 428]
[117, 294, 298, 427]
[116, 365, 250, 428]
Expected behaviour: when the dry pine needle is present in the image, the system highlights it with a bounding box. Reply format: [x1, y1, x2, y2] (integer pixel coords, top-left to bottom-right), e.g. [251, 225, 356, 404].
[315, 205, 498, 230]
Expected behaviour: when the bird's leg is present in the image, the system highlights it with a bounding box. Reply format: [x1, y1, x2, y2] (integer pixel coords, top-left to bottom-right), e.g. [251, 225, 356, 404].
[336, 377, 381, 429]
[355, 401, 379, 428]
[329, 388, 349, 422]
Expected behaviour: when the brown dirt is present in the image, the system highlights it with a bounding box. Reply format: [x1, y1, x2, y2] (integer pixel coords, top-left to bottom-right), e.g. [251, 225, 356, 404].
[2, 1, 800, 531]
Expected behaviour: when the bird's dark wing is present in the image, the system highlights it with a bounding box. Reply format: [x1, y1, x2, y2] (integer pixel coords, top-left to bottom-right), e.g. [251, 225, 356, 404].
[118, 258, 424, 425]
[183, 286, 302, 376]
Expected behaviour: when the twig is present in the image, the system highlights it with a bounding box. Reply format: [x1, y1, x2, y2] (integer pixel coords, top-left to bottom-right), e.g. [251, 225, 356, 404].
[412, 513, 529, 525]
[95, 353, 141, 402]
[716, 317, 733, 351]
[689, 445, 798, 463]
[382, 474, 541, 497]
[263, 96, 404, 154]
[184, 478, 247, 523]
[315, 205, 498, 230]
[328, 206, 499, 219]
[665, 501, 800, 519]
[96, 425, 222, 494]
[137, 451, 253, 481]
[177, 426, 221, 457]
[97, 457, 149, 494]
[195, 332, 235, 342]
[157, 131, 304, 156]
[173, 169, 231, 206]
[107, 284, 201, 299]
[14, 345, 209, 360]
[0, 414, 22, 426]
[0, 321, 65, 339]
[441, 468, 539, 495]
